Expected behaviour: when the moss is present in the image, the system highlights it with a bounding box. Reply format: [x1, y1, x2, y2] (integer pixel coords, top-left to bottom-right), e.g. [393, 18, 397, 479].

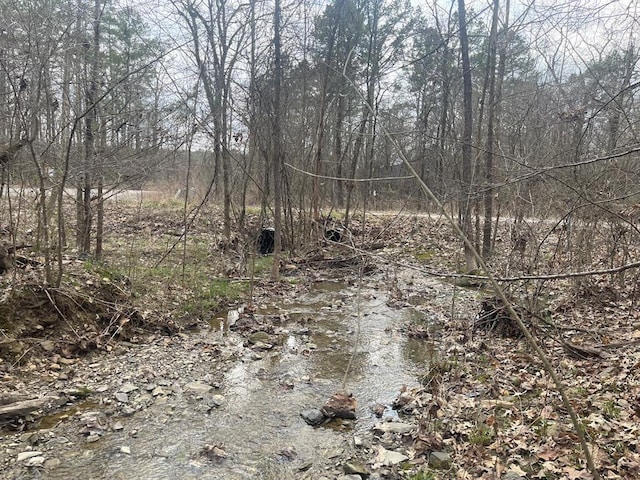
[415, 250, 436, 262]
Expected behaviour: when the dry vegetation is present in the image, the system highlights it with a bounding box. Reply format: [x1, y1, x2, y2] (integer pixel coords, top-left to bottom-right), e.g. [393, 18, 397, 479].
[1, 194, 640, 479]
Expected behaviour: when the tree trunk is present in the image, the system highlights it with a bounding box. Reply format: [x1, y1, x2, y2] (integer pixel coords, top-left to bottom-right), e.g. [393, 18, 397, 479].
[270, 0, 283, 281]
[457, 0, 476, 271]
[311, 0, 344, 220]
[77, 0, 102, 255]
[482, 0, 499, 258]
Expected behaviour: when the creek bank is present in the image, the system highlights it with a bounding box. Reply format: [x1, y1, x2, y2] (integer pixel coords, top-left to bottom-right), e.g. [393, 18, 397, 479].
[0, 271, 476, 479]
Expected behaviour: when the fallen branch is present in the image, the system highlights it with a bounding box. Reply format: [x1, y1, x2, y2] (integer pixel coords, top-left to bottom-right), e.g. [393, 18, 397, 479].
[0, 396, 61, 420]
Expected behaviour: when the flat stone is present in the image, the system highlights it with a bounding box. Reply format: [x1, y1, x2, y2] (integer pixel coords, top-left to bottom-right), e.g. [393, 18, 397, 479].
[210, 395, 225, 407]
[40, 340, 55, 352]
[120, 446, 131, 454]
[343, 461, 369, 475]
[185, 382, 212, 394]
[248, 331, 272, 344]
[114, 392, 129, 403]
[119, 383, 138, 393]
[50, 437, 69, 444]
[17, 451, 43, 462]
[152, 386, 167, 397]
[112, 421, 124, 431]
[121, 406, 136, 416]
[251, 341, 274, 350]
[502, 473, 525, 480]
[429, 451, 452, 470]
[300, 409, 325, 426]
[375, 446, 408, 466]
[25, 456, 45, 467]
[373, 421, 414, 434]
[44, 458, 61, 469]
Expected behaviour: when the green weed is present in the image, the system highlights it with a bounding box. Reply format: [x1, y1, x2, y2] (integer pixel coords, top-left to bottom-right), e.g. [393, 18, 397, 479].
[410, 469, 437, 480]
[251, 255, 273, 277]
[469, 424, 495, 446]
[602, 399, 620, 419]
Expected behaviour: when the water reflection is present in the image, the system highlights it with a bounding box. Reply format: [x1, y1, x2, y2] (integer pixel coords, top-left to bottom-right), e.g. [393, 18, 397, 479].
[37, 282, 431, 479]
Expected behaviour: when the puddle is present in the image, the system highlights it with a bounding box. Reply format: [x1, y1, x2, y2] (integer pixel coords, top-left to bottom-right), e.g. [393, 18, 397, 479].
[37, 401, 100, 430]
[42, 283, 430, 479]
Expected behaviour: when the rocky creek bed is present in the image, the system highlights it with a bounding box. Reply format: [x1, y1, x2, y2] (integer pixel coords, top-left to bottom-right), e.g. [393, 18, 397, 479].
[0, 271, 479, 480]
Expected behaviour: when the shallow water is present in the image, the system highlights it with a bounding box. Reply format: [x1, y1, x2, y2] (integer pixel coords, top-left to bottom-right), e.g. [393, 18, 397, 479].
[43, 281, 430, 479]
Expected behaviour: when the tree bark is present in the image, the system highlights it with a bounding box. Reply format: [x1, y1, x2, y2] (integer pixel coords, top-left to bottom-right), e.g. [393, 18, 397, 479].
[482, 0, 499, 258]
[270, 0, 283, 281]
[457, 0, 476, 270]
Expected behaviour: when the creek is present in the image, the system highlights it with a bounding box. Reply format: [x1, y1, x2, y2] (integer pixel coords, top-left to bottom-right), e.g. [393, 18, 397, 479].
[12, 280, 434, 479]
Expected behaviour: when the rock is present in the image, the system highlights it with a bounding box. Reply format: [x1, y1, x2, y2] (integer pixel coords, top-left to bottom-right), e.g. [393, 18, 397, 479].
[114, 392, 129, 403]
[251, 341, 274, 350]
[185, 382, 212, 394]
[373, 421, 414, 434]
[50, 437, 69, 444]
[152, 386, 167, 397]
[370, 403, 386, 417]
[121, 406, 136, 416]
[322, 391, 357, 420]
[300, 409, 325, 426]
[17, 451, 43, 462]
[428, 451, 451, 470]
[112, 421, 124, 431]
[343, 461, 369, 475]
[210, 394, 225, 407]
[44, 458, 61, 469]
[502, 472, 525, 480]
[40, 340, 55, 352]
[325, 448, 345, 459]
[337, 475, 362, 480]
[374, 446, 408, 466]
[119, 383, 138, 393]
[120, 446, 131, 454]
[248, 331, 272, 344]
[25, 456, 45, 467]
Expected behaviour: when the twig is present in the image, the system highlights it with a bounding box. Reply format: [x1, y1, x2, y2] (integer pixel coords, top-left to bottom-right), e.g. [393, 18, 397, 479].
[44, 288, 81, 339]
[340, 71, 602, 478]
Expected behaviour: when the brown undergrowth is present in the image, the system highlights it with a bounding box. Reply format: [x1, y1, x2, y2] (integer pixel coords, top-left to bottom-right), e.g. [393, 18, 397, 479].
[1, 199, 640, 478]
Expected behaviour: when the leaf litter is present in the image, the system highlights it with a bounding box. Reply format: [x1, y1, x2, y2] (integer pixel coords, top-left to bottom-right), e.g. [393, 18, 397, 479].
[0, 203, 639, 479]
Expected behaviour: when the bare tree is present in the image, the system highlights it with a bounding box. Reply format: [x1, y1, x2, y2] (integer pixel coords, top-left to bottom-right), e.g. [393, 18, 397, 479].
[457, 0, 476, 270]
[270, 0, 283, 280]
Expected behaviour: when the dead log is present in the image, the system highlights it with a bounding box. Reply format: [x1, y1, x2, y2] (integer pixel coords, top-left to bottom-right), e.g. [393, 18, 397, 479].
[0, 243, 34, 274]
[562, 340, 607, 359]
[0, 396, 61, 420]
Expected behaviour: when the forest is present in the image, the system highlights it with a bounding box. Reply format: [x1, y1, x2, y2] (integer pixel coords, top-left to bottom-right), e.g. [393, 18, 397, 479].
[1, 0, 640, 479]
[0, 0, 638, 272]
